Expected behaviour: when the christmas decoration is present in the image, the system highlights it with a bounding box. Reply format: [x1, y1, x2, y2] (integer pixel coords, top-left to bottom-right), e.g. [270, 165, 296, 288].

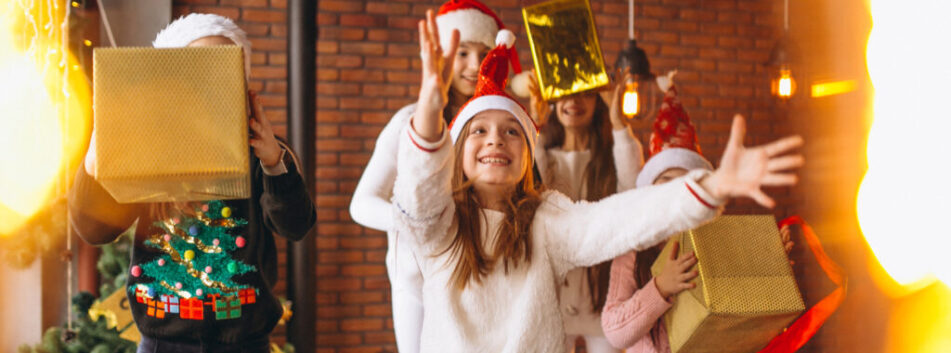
[18, 292, 137, 353]
[137, 200, 256, 301]
[239, 288, 257, 305]
[214, 296, 242, 320]
[0, 199, 67, 269]
[180, 298, 205, 320]
[92, 45, 249, 203]
[651, 216, 804, 353]
[522, 0, 609, 101]
[146, 299, 166, 319]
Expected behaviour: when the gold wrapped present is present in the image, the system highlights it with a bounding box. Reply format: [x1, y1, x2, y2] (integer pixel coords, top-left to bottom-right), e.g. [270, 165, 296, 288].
[651, 215, 805, 353]
[522, 0, 609, 101]
[93, 46, 249, 203]
[88, 289, 140, 343]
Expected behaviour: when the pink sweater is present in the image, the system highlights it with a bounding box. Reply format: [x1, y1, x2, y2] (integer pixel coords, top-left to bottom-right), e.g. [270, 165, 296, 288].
[601, 251, 673, 353]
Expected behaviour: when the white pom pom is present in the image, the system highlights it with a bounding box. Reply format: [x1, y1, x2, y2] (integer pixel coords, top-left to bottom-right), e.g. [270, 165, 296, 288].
[510, 71, 533, 98]
[655, 70, 677, 93]
[496, 29, 516, 49]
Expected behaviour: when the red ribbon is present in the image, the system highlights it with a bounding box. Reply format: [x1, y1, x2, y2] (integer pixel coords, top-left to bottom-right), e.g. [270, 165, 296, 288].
[759, 215, 847, 353]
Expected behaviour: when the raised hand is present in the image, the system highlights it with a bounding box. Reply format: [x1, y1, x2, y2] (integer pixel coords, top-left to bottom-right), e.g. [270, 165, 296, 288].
[413, 9, 460, 142]
[608, 71, 633, 131]
[654, 241, 698, 299]
[701, 115, 804, 208]
[526, 69, 550, 127]
[248, 90, 282, 167]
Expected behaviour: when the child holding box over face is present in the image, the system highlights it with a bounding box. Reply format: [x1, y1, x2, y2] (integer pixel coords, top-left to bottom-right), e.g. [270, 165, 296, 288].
[69, 14, 315, 353]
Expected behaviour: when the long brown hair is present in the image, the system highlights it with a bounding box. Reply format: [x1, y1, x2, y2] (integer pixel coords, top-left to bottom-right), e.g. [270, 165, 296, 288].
[440, 121, 543, 291]
[635, 244, 664, 346]
[540, 94, 616, 311]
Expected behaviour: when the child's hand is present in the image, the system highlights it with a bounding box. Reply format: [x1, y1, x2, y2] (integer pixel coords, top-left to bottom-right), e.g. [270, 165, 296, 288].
[780, 224, 795, 265]
[654, 241, 698, 300]
[701, 115, 804, 208]
[608, 71, 633, 131]
[527, 69, 550, 127]
[248, 91, 282, 167]
[413, 9, 459, 141]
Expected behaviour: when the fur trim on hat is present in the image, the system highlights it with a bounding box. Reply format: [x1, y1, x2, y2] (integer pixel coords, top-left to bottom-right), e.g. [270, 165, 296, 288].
[153, 13, 251, 79]
[635, 148, 713, 188]
[435, 8, 499, 50]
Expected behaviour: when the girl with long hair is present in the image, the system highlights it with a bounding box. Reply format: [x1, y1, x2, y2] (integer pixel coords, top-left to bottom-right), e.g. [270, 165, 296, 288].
[528, 74, 644, 352]
[348, 1, 520, 351]
[394, 13, 804, 352]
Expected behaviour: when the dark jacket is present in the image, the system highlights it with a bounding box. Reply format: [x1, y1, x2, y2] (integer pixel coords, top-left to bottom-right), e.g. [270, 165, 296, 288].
[68, 150, 315, 344]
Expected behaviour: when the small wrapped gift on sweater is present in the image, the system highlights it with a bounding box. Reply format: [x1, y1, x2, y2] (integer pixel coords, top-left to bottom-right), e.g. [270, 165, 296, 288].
[651, 215, 805, 353]
[92, 45, 249, 203]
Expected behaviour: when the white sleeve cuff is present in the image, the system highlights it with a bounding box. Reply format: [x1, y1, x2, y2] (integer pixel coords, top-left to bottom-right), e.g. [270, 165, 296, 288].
[406, 117, 449, 152]
[683, 169, 727, 208]
[261, 149, 289, 176]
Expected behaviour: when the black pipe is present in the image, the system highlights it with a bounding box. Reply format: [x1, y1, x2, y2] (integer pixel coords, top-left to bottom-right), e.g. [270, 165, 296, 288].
[286, 0, 316, 351]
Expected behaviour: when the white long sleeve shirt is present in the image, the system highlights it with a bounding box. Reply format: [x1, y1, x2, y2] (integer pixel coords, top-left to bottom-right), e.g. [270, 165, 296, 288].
[349, 103, 425, 353]
[394, 123, 720, 353]
[535, 129, 645, 338]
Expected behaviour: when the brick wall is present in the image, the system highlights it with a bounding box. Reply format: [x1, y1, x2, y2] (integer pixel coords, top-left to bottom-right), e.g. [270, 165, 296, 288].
[174, 0, 797, 351]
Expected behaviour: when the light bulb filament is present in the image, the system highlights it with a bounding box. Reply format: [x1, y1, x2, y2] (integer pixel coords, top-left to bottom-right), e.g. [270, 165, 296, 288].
[622, 82, 639, 116]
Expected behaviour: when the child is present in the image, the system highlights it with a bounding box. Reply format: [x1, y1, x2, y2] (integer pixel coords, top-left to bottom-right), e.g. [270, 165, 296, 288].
[348, 1, 519, 351]
[527, 72, 644, 352]
[600, 72, 795, 352]
[68, 14, 315, 353]
[395, 13, 803, 352]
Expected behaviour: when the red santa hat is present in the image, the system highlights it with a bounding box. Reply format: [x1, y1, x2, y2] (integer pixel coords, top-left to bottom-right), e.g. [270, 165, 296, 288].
[449, 30, 537, 156]
[636, 71, 712, 187]
[437, 0, 522, 74]
[152, 13, 252, 80]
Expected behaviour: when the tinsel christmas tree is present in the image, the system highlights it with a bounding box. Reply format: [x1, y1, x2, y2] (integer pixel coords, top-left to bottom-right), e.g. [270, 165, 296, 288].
[130, 200, 257, 320]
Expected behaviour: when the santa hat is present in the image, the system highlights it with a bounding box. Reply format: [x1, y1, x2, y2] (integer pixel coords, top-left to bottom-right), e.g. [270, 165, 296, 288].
[635, 71, 712, 187]
[152, 13, 252, 80]
[437, 0, 522, 74]
[449, 30, 537, 156]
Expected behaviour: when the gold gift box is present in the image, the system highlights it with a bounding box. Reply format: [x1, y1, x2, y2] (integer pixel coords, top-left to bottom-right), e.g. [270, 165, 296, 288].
[93, 46, 249, 203]
[522, 0, 610, 101]
[651, 215, 805, 353]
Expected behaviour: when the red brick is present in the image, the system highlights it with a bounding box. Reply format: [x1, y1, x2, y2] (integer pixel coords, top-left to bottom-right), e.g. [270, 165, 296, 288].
[317, 83, 361, 95]
[340, 14, 386, 27]
[243, 9, 283, 23]
[342, 318, 385, 332]
[366, 2, 410, 15]
[319, 0, 363, 12]
[250, 37, 286, 51]
[189, 6, 240, 19]
[365, 57, 409, 70]
[341, 69, 385, 82]
[220, 0, 268, 6]
[340, 42, 386, 55]
[317, 55, 363, 68]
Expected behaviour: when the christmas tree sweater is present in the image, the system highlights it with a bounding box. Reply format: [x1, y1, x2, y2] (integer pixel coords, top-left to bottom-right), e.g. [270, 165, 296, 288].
[68, 151, 315, 344]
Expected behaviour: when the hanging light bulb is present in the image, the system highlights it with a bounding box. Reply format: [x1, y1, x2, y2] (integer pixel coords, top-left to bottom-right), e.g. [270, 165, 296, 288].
[616, 0, 659, 119]
[771, 65, 796, 98]
[622, 81, 640, 116]
[767, 0, 799, 100]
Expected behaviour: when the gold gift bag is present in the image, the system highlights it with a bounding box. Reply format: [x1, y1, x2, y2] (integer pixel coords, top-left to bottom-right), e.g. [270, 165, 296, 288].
[522, 0, 610, 101]
[88, 289, 140, 343]
[651, 215, 805, 353]
[93, 46, 249, 203]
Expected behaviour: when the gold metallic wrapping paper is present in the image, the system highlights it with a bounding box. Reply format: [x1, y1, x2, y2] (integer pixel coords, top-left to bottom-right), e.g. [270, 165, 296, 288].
[93, 46, 249, 203]
[522, 0, 610, 101]
[651, 215, 805, 353]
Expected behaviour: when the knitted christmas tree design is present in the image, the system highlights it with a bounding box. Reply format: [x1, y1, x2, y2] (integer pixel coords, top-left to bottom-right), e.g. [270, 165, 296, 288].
[130, 200, 257, 320]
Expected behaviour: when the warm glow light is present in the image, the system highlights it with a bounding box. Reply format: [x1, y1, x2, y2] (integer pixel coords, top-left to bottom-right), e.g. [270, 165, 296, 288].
[811, 80, 857, 98]
[0, 1, 92, 236]
[771, 68, 796, 98]
[622, 82, 639, 116]
[859, 0, 951, 298]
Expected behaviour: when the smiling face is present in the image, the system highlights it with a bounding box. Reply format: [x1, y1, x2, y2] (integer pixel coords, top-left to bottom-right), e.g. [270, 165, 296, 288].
[460, 110, 529, 193]
[450, 41, 491, 97]
[554, 91, 598, 129]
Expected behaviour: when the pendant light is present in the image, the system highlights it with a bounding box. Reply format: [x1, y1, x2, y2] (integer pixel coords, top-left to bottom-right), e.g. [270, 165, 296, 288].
[615, 0, 658, 119]
[768, 0, 799, 99]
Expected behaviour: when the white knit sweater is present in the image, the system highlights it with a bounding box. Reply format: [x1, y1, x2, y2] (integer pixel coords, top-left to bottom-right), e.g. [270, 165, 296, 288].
[536, 129, 644, 339]
[393, 124, 721, 353]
